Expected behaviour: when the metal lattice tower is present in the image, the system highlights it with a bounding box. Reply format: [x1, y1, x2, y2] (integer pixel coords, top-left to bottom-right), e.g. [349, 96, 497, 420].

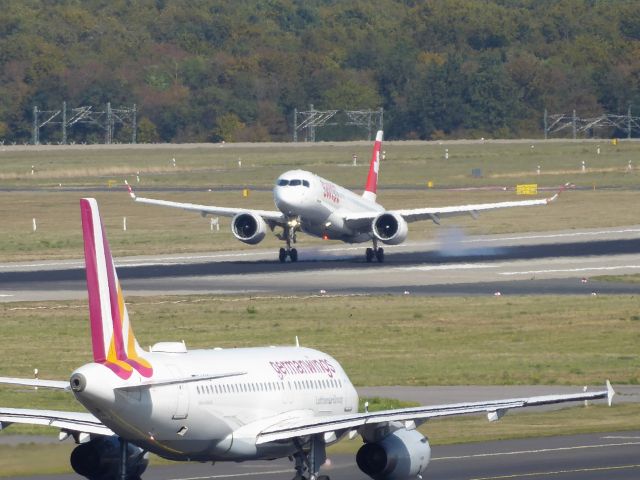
[293, 106, 383, 142]
[544, 107, 640, 139]
[32, 102, 137, 144]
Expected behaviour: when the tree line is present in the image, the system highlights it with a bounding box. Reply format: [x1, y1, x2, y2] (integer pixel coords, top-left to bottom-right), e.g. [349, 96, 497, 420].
[1, 0, 639, 143]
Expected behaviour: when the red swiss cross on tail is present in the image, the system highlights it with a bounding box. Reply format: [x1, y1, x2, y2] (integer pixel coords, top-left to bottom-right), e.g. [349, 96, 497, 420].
[362, 130, 383, 203]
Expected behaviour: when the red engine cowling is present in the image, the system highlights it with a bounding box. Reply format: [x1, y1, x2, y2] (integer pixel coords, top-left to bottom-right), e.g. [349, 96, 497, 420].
[356, 429, 431, 480]
[231, 212, 267, 244]
[372, 213, 408, 245]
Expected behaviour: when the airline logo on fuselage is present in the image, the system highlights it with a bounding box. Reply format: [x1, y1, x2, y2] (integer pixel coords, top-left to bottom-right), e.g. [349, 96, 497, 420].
[269, 359, 336, 380]
[321, 181, 340, 204]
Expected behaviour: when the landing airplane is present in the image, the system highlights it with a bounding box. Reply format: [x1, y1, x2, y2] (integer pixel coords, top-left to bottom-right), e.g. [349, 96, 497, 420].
[0, 199, 613, 480]
[126, 131, 564, 263]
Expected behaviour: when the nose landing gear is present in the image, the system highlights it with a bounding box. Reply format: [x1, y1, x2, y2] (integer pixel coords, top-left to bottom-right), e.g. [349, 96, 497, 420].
[279, 224, 299, 263]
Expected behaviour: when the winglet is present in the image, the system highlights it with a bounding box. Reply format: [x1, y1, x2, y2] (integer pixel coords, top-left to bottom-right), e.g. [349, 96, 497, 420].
[606, 380, 615, 407]
[124, 180, 136, 200]
[546, 182, 572, 204]
[362, 130, 383, 203]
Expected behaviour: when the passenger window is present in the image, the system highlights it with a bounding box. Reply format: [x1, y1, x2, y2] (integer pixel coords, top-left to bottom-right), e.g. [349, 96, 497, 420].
[303, 180, 310, 187]
[277, 179, 289, 186]
[290, 179, 301, 186]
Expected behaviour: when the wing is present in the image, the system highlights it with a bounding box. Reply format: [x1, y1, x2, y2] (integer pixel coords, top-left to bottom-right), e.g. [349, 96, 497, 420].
[256, 381, 614, 444]
[343, 184, 567, 229]
[126, 182, 286, 224]
[0, 407, 113, 436]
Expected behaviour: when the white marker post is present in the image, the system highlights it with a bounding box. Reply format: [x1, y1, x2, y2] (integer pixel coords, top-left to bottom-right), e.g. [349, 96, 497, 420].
[211, 217, 219, 232]
[123, 217, 127, 231]
[32, 218, 37, 232]
[445, 148, 449, 160]
[581, 160, 586, 173]
[352, 154, 357, 166]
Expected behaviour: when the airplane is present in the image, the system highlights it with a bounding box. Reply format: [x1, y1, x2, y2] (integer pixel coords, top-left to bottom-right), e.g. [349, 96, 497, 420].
[0, 199, 613, 480]
[125, 131, 565, 263]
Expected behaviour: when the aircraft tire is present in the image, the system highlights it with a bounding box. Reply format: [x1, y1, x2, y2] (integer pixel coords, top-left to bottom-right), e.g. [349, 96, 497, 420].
[290, 248, 298, 262]
[375, 247, 384, 262]
[279, 248, 287, 263]
[365, 248, 374, 262]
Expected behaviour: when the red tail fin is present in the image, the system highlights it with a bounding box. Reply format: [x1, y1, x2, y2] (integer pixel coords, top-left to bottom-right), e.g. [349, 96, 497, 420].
[362, 130, 383, 203]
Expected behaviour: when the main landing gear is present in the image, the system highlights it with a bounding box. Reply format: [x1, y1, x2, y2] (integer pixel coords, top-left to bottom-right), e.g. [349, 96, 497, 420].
[291, 436, 329, 480]
[365, 239, 384, 263]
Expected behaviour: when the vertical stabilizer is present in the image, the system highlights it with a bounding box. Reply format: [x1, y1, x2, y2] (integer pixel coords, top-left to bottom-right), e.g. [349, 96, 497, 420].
[80, 198, 153, 379]
[362, 130, 383, 203]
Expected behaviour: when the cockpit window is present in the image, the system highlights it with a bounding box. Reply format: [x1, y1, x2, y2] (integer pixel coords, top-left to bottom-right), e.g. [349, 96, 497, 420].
[289, 179, 302, 186]
[303, 180, 310, 187]
[277, 179, 289, 186]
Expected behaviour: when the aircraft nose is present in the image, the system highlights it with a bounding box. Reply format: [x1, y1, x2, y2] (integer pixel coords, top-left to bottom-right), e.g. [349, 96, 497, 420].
[275, 187, 306, 215]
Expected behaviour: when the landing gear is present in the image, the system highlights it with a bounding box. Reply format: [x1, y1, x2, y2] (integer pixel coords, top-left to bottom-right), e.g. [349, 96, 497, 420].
[365, 240, 384, 263]
[291, 435, 328, 480]
[278, 225, 299, 262]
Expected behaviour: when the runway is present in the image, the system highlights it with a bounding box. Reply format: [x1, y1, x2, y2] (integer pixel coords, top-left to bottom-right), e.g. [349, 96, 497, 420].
[1, 226, 639, 301]
[16, 430, 640, 480]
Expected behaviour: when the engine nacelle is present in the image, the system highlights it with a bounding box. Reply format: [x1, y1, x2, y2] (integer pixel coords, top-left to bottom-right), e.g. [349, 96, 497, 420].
[70, 437, 148, 480]
[372, 213, 408, 245]
[231, 212, 267, 244]
[356, 429, 431, 480]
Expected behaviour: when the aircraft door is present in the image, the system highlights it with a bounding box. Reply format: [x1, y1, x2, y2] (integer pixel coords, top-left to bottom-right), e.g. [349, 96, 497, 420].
[168, 365, 189, 420]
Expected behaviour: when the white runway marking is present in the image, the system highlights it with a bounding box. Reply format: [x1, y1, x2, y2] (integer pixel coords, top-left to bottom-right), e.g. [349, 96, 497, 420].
[432, 441, 640, 461]
[168, 469, 293, 480]
[500, 265, 640, 276]
[461, 228, 640, 244]
[396, 263, 501, 272]
[0, 294, 13, 297]
[468, 464, 640, 480]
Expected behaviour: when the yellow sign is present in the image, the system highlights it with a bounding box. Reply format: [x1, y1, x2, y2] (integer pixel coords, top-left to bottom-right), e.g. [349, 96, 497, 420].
[611, 138, 618, 145]
[243, 188, 250, 198]
[427, 180, 434, 188]
[516, 184, 538, 195]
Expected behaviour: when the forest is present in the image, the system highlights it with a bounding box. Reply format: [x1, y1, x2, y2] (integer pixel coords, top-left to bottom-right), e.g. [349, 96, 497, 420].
[1, 0, 639, 143]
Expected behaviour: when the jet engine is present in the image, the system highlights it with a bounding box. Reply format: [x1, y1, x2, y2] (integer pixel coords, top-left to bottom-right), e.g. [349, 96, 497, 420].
[70, 437, 148, 480]
[356, 429, 431, 480]
[231, 212, 267, 244]
[371, 213, 408, 245]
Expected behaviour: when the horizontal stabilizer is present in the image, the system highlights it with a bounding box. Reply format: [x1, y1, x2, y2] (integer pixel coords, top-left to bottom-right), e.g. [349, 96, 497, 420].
[0, 377, 70, 390]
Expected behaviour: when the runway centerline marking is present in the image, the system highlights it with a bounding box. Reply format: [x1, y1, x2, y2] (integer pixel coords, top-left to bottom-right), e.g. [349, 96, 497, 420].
[432, 441, 640, 460]
[499, 265, 640, 276]
[468, 463, 640, 480]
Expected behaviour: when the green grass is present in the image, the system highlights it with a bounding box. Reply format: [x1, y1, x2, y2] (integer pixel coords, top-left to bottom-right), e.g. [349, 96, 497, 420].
[1, 139, 639, 188]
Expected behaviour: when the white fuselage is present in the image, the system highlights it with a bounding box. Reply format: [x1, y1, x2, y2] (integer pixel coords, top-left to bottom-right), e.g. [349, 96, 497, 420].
[71, 345, 359, 462]
[273, 170, 384, 243]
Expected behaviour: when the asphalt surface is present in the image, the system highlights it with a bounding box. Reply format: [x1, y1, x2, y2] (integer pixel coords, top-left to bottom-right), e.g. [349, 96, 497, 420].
[1, 226, 639, 301]
[14, 431, 640, 480]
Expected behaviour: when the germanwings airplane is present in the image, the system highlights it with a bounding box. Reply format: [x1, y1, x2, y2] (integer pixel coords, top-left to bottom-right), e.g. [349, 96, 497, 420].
[0, 199, 613, 480]
[126, 131, 564, 263]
